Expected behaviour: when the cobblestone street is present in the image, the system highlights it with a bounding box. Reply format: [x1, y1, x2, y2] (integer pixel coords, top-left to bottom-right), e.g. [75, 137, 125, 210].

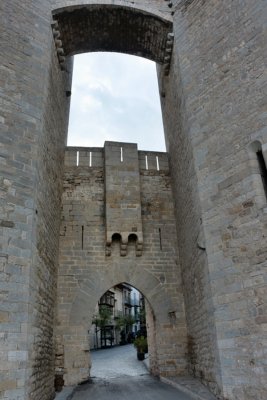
[62, 345, 197, 400]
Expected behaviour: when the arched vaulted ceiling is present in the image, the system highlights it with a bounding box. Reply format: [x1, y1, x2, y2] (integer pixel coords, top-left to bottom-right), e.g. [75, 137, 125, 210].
[52, 4, 173, 63]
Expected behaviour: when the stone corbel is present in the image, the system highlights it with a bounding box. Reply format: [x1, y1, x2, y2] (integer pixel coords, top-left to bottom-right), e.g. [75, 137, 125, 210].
[120, 241, 128, 257]
[136, 241, 143, 257]
[105, 231, 143, 257]
[135, 233, 143, 257]
[163, 32, 174, 76]
[105, 244, 111, 257]
[51, 19, 66, 71]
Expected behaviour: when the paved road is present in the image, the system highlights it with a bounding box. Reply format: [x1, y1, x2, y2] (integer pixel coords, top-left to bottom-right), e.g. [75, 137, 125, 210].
[67, 345, 196, 400]
[69, 375, 195, 400]
[91, 343, 148, 379]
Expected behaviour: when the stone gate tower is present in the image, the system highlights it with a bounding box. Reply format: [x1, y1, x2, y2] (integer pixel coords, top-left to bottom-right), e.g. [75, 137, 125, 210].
[56, 142, 187, 385]
[1, 1, 267, 400]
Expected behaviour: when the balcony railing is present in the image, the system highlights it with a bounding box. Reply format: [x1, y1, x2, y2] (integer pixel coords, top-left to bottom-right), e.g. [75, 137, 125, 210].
[99, 292, 115, 307]
[123, 296, 132, 306]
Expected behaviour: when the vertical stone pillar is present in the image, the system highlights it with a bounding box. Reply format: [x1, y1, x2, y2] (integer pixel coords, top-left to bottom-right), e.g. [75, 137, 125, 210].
[145, 300, 159, 376]
[160, 1, 267, 398]
[104, 142, 143, 256]
[0, 2, 72, 399]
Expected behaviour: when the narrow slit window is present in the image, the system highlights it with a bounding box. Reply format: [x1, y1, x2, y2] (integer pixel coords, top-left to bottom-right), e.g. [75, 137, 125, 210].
[121, 147, 123, 162]
[159, 228, 162, 251]
[256, 150, 267, 198]
[145, 155, 148, 170]
[89, 151, 92, 167]
[76, 151, 79, 166]
[156, 156, 160, 171]
[81, 225, 84, 249]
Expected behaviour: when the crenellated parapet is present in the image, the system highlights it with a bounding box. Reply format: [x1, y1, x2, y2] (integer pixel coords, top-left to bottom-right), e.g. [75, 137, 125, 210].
[64, 143, 170, 258]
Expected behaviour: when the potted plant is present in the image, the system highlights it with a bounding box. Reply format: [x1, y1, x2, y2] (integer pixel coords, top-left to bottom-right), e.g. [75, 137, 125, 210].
[133, 335, 148, 361]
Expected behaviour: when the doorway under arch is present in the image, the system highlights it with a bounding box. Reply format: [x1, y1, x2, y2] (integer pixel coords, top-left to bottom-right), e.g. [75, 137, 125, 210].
[55, 139, 187, 387]
[88, 283, 155, 379]
[52, 0, 185, 392]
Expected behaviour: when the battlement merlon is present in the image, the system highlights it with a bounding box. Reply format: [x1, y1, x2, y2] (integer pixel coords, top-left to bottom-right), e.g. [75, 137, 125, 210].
[104, 142, 143, 256]
[64, 143, 169, 172]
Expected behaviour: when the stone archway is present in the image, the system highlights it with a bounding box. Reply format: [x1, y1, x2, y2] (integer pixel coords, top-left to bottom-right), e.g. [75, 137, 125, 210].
[55, 143, 187, 386]
[73, 281, 158, 377]
[50, 2, 184, 389]
[2, 1, 265, 399]
[51, 2, 174, 76]
[52, 3, 172, 59]
[56, 262, 186, 386]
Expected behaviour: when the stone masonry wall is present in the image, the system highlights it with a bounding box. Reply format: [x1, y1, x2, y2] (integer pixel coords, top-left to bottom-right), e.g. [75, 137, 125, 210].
[51, 0, 173, 18]
[1, 1, 267, 399]
[160, 1, 267, 399]
[104, 142, 143, 251]
[28, 51, 72, 400]
[158, 33, 222, 399]
[0, 2, 72, 399]
[56, 144, 187, 385]
[1, 2, 174, 398]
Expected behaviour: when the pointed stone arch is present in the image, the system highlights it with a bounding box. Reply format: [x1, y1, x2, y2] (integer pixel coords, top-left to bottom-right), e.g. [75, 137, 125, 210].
[69, 269, 174, 328]
[86, 280, 159, 375]
[56, 256, 187, 386]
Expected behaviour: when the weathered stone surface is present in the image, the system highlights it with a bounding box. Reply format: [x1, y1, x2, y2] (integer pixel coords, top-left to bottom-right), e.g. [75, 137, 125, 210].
[1, 2, 72, 399]
[1, 1, 267, 399]
[159, 1, 267, 399]
[56, 145, 187, 384]
[104, 142, 143, 253]
[53, 3, 172, 62]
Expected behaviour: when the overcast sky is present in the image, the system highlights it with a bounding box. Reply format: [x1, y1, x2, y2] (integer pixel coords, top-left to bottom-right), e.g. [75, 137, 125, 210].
[67, 52, 165, 152]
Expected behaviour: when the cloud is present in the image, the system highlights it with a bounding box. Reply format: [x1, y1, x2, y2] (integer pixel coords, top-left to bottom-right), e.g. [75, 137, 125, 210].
[67, 52, 165, 151]
[80, 95, 102, 113]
